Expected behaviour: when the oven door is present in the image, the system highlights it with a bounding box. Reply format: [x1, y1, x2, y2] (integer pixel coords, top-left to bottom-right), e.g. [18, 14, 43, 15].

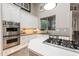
[3, 36, 20, 50]
[3, 26, 20, 36]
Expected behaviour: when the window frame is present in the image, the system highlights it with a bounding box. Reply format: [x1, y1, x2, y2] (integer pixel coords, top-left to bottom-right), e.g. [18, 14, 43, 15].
[40, 15, 56, 31]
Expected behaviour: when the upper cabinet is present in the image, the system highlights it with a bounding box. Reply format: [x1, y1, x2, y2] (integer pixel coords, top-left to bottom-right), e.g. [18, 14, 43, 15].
[14, 3, 31, 12]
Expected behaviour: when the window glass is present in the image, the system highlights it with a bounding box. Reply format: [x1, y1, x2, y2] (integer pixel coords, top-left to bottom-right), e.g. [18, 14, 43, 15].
[40, 18, 48, 30]
[48, 16, 56, 30]
[40, 15, 56, 30]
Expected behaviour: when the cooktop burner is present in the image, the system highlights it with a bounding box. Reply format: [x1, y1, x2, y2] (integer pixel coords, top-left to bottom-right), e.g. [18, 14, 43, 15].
[43, 35, 79, 50]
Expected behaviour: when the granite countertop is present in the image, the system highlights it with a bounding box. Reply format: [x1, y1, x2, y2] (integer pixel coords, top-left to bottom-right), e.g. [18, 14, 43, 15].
[28, 35, 79, 56]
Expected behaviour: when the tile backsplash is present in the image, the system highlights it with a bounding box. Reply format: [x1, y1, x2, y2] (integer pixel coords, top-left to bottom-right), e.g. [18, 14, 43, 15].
[20, 28, 41, 35]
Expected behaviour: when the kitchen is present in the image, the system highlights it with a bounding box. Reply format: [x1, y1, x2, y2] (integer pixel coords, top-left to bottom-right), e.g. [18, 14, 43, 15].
[0, 3, 79, 56]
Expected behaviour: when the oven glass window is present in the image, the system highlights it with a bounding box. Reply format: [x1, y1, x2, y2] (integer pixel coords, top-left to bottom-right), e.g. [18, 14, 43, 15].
[7, 38, 18, 44]
[7, 28, 18, 31]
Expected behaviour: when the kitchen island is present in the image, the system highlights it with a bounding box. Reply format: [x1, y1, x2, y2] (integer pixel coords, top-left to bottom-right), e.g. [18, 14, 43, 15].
[28, 34, 79, 56]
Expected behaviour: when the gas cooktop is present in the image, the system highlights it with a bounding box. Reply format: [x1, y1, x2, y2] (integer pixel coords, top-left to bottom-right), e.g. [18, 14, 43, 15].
[43, 35, 79, 50]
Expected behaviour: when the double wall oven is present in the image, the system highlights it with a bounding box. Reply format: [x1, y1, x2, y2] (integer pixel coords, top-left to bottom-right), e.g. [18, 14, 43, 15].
[3, 20, 20, 50]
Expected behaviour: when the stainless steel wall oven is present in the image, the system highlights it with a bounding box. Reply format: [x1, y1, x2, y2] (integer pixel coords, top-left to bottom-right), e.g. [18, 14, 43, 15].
[3, 21, 20, 36]
[2, 20, 20, 50]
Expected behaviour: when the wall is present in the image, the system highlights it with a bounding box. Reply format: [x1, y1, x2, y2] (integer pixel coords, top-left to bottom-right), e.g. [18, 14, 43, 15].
[2, 3, 39, 28]
[39, 3, 71, 29]
[39, 3, 72, 39]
